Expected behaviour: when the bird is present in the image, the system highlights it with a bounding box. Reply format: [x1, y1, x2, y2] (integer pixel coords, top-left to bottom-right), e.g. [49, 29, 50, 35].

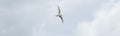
[56, 6, 64, 23]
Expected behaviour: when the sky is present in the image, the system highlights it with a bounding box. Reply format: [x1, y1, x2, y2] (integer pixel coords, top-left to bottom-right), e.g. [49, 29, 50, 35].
[0, 0, 120, 36]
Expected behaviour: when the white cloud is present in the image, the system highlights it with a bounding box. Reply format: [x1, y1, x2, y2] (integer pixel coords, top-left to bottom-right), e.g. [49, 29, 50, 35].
[75, 22, 90, 36]
[76, 1, 120, 36]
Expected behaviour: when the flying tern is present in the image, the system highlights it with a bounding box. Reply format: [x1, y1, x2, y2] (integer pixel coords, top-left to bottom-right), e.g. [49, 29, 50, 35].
[56, 6, 64, 23]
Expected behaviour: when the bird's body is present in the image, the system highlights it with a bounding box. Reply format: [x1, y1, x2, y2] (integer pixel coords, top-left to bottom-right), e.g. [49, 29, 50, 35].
[56, 14, 64, 23]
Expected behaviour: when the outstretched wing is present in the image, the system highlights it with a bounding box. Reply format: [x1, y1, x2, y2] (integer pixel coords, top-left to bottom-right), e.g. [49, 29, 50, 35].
[59, 16, 64, 23]
[58, 6, 61, 14]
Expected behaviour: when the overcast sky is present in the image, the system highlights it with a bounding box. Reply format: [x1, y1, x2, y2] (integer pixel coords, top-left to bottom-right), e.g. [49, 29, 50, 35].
[0, 0, 120, 36]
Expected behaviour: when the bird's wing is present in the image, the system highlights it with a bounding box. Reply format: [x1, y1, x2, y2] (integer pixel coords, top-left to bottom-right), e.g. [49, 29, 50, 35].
[58, 6, 61, 14]
[59, 16, 64, 23]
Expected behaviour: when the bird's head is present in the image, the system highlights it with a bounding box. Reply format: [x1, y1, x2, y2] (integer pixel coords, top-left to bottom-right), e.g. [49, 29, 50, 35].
[56, 15, 62, 17]
[56, 15, 59, 17]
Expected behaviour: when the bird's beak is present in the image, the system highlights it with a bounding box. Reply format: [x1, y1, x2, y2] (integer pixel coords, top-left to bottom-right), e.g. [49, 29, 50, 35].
[56, 15, 58, 17]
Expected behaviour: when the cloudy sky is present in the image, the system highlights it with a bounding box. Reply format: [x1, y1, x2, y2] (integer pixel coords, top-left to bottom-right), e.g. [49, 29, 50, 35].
[0, 0, 120, 36]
